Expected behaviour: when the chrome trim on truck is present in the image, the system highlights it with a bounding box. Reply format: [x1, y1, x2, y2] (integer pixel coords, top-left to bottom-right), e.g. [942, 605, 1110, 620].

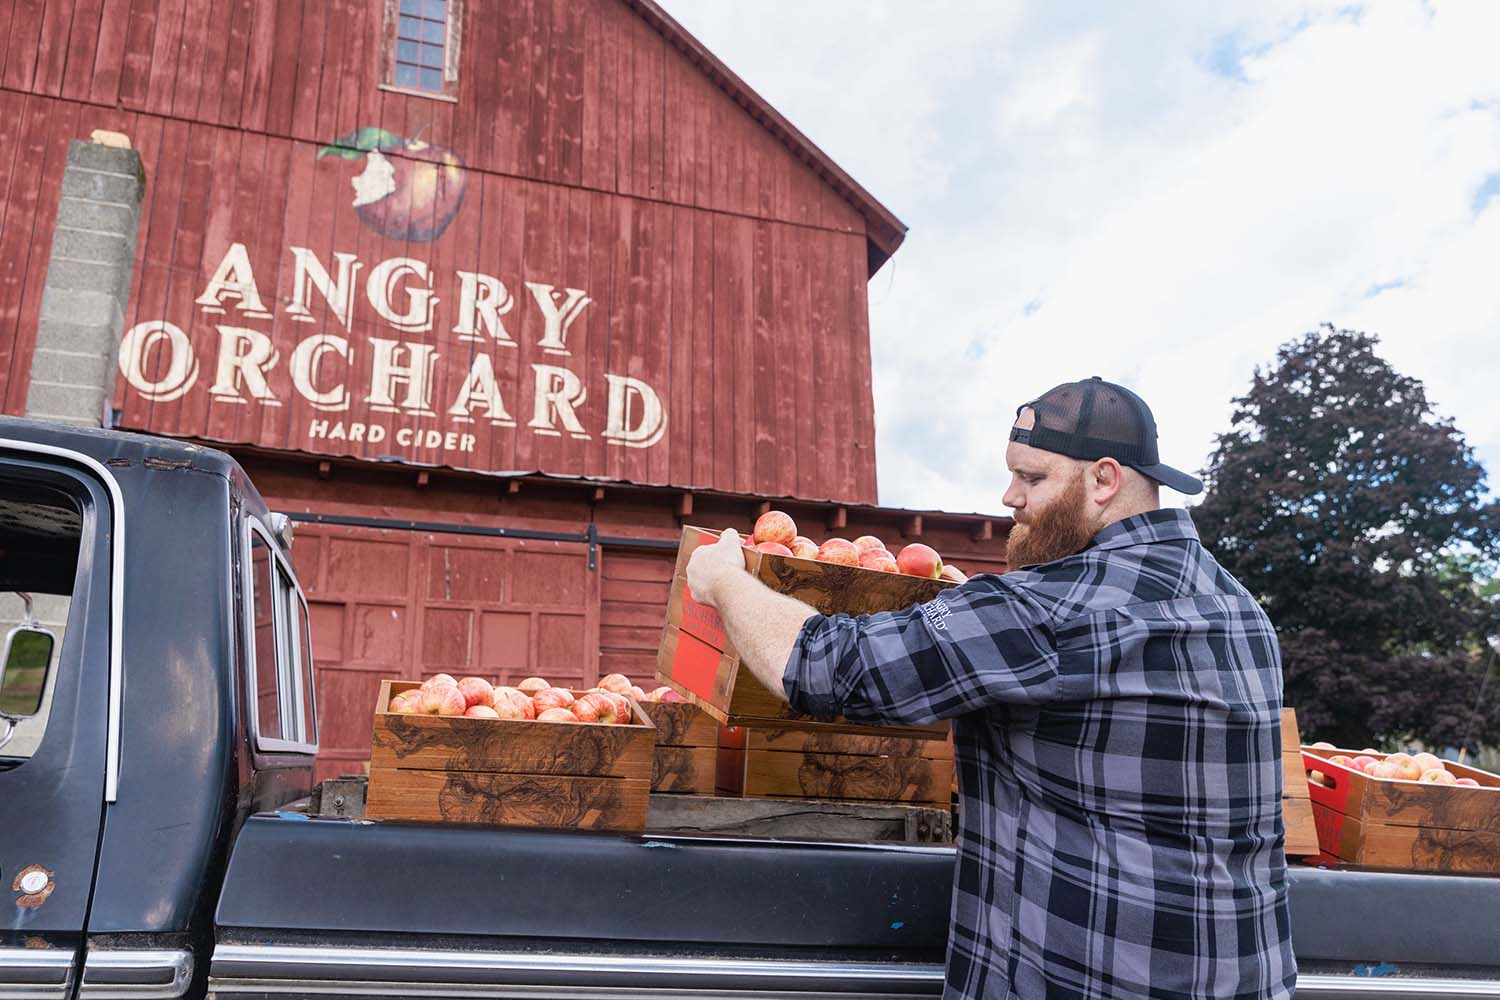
[1295, 974, 1500, 999]
[209, 943, 946, 997]
[0, 437, 127, 802]
[80, 949, 193, 999]
[0, 947, 76, 1000]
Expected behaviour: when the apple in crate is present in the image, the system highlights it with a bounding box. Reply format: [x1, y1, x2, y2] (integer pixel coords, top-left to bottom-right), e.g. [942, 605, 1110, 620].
[517, 676, 550, 696]
[650, 685, 686, 703]
[421, 673, 458, 691]
[896, 543, 943, 579]
[574, 692, 620, 724]
[533, 688, 576, 712]
[789, 536, 819, 559]
[852, 535, 886, 554]
[388, 691, 420, 714]
[1456, 778, 1481, 787]
[1412, 752, 1445, 775]
[1351, 755, 1378, 773]
[418, 685, 467, 716]
[464, 705, 500, 719]
[492, 686, 535, 720]
[753, 510, 797, 547]
[599, 691, 633, 722]
[1419, 768, 1457, 785]
[1385, 753, 1423, 781]
[857, 548, 898, 573]
[816, 538, 860, 566]
[536, 707, 579, 723]
[597, 674, 634, 695]
[754, 541, 793, 556]
[457, 676, 495, 708]
[1369, 760, 1401, 779]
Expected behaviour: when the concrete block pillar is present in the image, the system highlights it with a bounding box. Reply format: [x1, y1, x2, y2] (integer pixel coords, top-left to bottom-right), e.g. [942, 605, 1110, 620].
[24, 134, 145, 426]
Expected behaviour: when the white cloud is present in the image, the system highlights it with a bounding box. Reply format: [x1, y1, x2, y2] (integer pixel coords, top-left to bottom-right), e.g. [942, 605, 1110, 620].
[660, 1, 1500, 514]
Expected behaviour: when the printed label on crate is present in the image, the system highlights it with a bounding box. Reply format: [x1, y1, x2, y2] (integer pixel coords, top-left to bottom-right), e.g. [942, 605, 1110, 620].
[670, 628, 723, 700]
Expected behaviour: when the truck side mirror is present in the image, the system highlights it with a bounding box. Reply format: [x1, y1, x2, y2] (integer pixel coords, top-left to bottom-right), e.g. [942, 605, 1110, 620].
[1, 593, 57, 749]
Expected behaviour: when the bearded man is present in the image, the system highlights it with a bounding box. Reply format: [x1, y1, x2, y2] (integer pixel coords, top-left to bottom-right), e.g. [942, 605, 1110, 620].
[686, 377, 1296, 1000]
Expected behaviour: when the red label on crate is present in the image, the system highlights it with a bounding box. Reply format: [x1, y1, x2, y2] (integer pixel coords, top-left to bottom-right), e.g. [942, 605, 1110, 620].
[672, 628, 723, 699]
[680, 585, 727, 649]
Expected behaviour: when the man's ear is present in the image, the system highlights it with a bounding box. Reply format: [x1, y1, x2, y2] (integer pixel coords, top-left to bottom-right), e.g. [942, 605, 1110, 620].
[1089, 458, 1124, 505]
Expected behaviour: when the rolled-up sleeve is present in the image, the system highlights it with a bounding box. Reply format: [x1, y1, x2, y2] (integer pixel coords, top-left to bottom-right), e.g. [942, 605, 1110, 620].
[782, 575, 1061, 725]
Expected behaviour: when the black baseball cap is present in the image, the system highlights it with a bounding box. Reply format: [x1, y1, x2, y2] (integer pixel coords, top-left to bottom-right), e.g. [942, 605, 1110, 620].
[1010, 377, 1204, 496]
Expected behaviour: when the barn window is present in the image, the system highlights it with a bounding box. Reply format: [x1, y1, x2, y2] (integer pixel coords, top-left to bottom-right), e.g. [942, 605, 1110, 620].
[384, 0, 462, 101]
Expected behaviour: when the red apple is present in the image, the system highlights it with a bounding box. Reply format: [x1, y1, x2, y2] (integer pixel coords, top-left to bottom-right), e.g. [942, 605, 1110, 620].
[753, 510, 797, 547]
[600, 691, 634, 723]
[419, 685, 467, 716]
[1368, 760, 1400, 779]
[1419, 768, 1457, 785]
[851, 535, 886, 554]
[1351, 755, 1379, 772]
[896, 543, 943, 579]
[421, 673, 458, 691]
[1455, 778, 1481, 787]
[816, 538, 860, 566]
[517, 677, 550, 696]
[1385, 753, 1422, 781]
[939, 564, 968, 584]
[1327, 755, 1353, 768]
[491, 694, 529, 720]
[388, 691, 420, 714]
[532, 688, 576, 712]
[789, 536, 819, 559]
[324, 128, 468, 243]
[456, 676, 495, 709]
[1308, 769, 1331, 787]
[464, 705, 500, 719]
[754, 541, 793, 556]
[1411, 752, 1444, 775]
[1309, 741, 1337, 751]
[573, 692, 620, 724]
[597, 674, 634, 695]
[857, 548, 899, 573]
[650, 685, 686, 703]
[628, 685, 649, 702]
[536, 707, 579, 723]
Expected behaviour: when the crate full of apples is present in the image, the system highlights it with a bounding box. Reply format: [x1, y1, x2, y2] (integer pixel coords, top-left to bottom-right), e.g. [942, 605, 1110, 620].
[584, 673, 719, 795]
[366, 673, 656, 832]
[1300, 742, 1500, 875]
[656, 510, 959, 740]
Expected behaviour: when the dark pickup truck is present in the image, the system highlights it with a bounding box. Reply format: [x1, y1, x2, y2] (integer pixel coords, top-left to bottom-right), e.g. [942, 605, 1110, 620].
[3, 415, 1499, 1000]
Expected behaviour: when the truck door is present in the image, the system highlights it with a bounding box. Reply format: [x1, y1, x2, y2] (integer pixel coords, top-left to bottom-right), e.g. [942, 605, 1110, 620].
[0, 448, 118, 996]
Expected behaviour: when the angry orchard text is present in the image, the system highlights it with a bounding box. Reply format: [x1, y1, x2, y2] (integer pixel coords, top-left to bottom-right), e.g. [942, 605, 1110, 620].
[116, 243, 667, 454]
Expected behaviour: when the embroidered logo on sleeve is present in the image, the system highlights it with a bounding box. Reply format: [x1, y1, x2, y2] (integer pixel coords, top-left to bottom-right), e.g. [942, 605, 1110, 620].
[920, 596, 953, 632]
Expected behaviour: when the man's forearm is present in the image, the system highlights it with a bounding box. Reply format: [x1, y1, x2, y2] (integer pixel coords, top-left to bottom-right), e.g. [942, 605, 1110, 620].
[711, 571, 819, 702]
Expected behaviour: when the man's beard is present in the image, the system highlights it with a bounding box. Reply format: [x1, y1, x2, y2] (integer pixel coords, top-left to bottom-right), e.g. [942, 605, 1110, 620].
[1005, 474, 1097, 568]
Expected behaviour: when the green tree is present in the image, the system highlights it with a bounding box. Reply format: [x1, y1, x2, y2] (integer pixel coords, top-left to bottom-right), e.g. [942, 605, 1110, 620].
[1192, 325, 1500, 750]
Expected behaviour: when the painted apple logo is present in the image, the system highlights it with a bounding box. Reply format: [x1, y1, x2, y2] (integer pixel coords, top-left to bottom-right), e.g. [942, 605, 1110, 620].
[318, 126, 466, 242]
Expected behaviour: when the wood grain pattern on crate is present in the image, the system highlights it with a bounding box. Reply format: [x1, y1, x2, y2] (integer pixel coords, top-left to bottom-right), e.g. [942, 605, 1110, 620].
[638, 700, 717, 747]
[645, 793, 954, 844]
[650, 745, 717, 794]
[719, 746, 951, 805]
[366, 768, 649, 832]
[740, 727, 954, 760]
[1310, 804, 1500, 875]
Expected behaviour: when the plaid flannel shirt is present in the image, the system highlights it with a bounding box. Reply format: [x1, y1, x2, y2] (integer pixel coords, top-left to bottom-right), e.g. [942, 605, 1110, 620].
[784, 509, 1295, 1000]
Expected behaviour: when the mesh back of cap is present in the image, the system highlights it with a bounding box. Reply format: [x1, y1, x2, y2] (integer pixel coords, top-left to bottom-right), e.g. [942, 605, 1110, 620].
[1025, 381, 1154, 465]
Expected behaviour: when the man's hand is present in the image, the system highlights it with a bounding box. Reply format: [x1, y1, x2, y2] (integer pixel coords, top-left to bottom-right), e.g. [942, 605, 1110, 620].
[686, 528, 751, 608]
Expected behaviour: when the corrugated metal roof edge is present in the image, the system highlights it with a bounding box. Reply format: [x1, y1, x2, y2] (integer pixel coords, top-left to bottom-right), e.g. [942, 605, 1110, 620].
[622, 0, 909, 276]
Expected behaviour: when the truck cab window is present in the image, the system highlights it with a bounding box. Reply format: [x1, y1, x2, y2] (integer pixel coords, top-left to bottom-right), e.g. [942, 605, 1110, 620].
[0, 482, 81, 762]
[246, 524, 317, 752]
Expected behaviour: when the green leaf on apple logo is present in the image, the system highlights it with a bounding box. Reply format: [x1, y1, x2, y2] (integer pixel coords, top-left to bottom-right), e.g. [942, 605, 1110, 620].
[318, 126, 402, 160]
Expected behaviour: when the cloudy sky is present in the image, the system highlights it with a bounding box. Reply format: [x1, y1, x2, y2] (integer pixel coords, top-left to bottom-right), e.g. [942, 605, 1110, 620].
[661, 1, 1500, 516]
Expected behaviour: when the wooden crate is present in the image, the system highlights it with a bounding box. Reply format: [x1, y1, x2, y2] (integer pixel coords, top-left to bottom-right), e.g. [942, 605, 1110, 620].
[367, 681, 656, 832]
[717, 724, 954, 806]
[645, 793, 954, 843]
[641, 700, 718, 795]
[1299, 746, 1500, 874]
[1280, 709, 1319, 857]
[656, 525, 951, 739]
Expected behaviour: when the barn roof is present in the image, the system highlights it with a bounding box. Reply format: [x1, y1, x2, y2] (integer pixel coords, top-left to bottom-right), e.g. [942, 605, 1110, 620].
[625, 0, 908, 276]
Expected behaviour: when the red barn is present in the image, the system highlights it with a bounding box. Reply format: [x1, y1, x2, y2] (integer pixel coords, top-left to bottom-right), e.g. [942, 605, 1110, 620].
[0, 0, 1010, 778]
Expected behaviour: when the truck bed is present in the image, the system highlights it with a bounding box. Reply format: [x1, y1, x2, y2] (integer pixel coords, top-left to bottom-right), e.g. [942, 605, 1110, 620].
[209, 813, 1500, 998]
